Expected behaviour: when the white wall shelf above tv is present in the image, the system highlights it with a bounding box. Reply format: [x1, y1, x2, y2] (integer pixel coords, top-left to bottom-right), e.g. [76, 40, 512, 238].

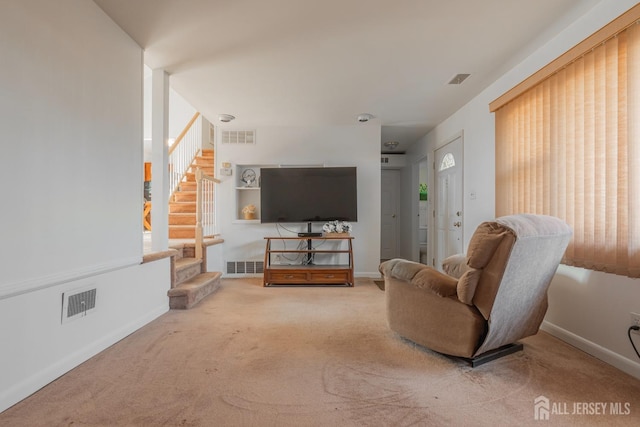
[233, 164, 276, 222]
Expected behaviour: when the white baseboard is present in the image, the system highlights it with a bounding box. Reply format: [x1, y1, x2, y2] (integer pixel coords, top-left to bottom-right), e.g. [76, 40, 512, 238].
[541, 321, 640, 380]
[0, 304, 168, 413]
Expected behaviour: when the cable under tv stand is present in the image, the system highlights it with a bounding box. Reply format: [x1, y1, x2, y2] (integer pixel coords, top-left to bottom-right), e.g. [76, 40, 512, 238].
[263, 236, 354, 287]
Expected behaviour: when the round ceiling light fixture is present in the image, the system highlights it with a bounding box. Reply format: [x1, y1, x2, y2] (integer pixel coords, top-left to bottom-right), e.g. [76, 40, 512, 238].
[383, 141, 400, 150]
[218, 114, 235, 123]
[357, 113, 374, 123]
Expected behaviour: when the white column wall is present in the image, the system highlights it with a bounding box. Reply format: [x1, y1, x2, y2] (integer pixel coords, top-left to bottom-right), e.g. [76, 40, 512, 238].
[151, 69, 170, 251]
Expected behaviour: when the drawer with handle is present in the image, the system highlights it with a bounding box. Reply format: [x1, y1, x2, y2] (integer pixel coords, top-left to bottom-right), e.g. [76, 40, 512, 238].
[269, 272, 308, 282]
[309, 271, 349, 283]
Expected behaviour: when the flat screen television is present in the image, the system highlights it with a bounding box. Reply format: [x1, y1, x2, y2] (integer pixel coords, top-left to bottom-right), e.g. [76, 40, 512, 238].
[260, 167, 358, 223]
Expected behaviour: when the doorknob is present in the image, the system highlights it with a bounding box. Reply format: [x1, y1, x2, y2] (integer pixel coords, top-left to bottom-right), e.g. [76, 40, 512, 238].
[456, 211, 462, 216]
[392, 214, 396, 218]
[453, 221, 461, 227]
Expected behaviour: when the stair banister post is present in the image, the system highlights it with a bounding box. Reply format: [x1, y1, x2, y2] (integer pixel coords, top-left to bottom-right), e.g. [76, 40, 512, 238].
[195, 167, 204, 260]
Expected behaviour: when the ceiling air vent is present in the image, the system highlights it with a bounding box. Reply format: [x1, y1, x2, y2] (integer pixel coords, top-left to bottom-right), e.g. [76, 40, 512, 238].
[448, 74, 471, 85]
[221, 130, 255, 144]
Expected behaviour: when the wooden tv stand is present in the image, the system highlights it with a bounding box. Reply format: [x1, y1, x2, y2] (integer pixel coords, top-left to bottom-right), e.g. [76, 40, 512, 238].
[263, 236, 354, 287]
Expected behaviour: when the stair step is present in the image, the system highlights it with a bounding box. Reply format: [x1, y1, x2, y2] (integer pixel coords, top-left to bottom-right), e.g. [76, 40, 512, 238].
[201, 149, 214, 156]
[168, 272, 222, 309]
[179, 182, 197, 191]
[174, 257, 202, 284]
[173, 191, 196, 202]
[193, 156, 213, 166]
[169, 245, 185, 260]
[185, 172, 196, 182]
[169, 213, 196, 225]
[189, 166, 214, 174]
[169, 226, 196, 239]
[169, 202, 196, 213]
[179, 182, 217, 192]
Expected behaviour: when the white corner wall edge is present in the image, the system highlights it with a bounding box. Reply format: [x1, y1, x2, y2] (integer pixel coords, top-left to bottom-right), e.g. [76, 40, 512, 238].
[0, 303, 168, 413]
[541, 321, 640, 380]
[0, 256, 142, 300]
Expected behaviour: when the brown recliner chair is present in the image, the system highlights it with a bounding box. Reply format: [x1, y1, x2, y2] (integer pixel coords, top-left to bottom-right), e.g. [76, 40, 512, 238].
[380, 214, 572, 366]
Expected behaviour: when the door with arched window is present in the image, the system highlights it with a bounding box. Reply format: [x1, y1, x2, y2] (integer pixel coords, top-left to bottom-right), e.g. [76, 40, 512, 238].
[435, 136, 463, 270]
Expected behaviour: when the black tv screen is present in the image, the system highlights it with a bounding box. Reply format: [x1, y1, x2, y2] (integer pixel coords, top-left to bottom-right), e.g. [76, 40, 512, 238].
[260, 167, 358, 223]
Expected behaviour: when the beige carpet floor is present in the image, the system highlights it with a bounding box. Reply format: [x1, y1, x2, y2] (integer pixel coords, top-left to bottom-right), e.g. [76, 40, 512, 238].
[2, 277, 640, 426]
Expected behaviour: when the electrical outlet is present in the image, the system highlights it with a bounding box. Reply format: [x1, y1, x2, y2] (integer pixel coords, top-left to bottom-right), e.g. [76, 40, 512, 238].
[630, 312, 640, 333]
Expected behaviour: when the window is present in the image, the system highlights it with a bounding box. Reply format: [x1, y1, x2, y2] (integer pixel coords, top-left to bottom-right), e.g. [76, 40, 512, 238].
[492, 6, 640, 277]
[439, 153, 456, 171]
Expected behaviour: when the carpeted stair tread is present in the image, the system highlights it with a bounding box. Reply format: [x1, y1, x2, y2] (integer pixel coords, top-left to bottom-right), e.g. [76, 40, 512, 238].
[173, 256, 202, 285]
[175, 257, 202, 270]
[168, 272, 222, 309]
[168, 272, 221, 294]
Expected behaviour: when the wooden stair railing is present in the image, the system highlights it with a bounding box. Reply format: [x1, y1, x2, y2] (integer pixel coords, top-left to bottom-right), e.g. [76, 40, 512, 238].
[195, 168, 221, 259]
[168, 112, 202, 199]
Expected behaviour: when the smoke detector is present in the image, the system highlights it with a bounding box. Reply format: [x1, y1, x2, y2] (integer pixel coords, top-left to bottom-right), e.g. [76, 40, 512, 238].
[218, 114, 235, 123]
[357, 113, 374, 123]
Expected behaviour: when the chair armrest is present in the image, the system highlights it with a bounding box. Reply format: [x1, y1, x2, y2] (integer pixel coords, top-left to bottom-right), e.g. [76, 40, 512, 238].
[380, 259, 457, 297]
[442, 253, 469, 279]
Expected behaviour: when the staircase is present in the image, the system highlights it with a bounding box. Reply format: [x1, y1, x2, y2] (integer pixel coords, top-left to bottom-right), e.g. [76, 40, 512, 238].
[167, 242, 222, 309]
[166, 147, 223, 309]
[169, 149, 214, 239]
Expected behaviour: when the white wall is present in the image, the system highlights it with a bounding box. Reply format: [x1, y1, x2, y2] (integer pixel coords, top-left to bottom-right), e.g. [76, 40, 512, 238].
[404, 0, 640, 378]
[0, 259, 171, 412]
[0, 0, 143, 291]
[0, 1, 171, 411]
[216, 125, 381, 277]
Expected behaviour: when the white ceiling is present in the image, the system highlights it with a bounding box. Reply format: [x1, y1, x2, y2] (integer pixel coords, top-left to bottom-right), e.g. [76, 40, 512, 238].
[93, 0, 599, 152]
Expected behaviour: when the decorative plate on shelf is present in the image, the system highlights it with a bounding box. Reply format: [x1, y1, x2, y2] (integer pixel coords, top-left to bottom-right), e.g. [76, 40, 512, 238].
[241, 168, 256, 187]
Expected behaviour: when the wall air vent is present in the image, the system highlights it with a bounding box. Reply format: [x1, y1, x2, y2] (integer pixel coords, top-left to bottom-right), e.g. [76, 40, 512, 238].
[226, 261, 264, 275]
[61, 287, 97, 323]
[381, 154, 407, 169]
[221, 130, 255, 144]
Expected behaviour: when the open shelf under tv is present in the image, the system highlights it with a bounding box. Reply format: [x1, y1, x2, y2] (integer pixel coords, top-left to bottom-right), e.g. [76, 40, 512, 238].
[263, 236, 354, 287]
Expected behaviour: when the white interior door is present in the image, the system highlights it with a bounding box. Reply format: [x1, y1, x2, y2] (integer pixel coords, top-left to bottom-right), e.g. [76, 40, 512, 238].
[418, 158, 429, 264]
[435, 136, 463, 269]
[381, 169, 400, 260]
